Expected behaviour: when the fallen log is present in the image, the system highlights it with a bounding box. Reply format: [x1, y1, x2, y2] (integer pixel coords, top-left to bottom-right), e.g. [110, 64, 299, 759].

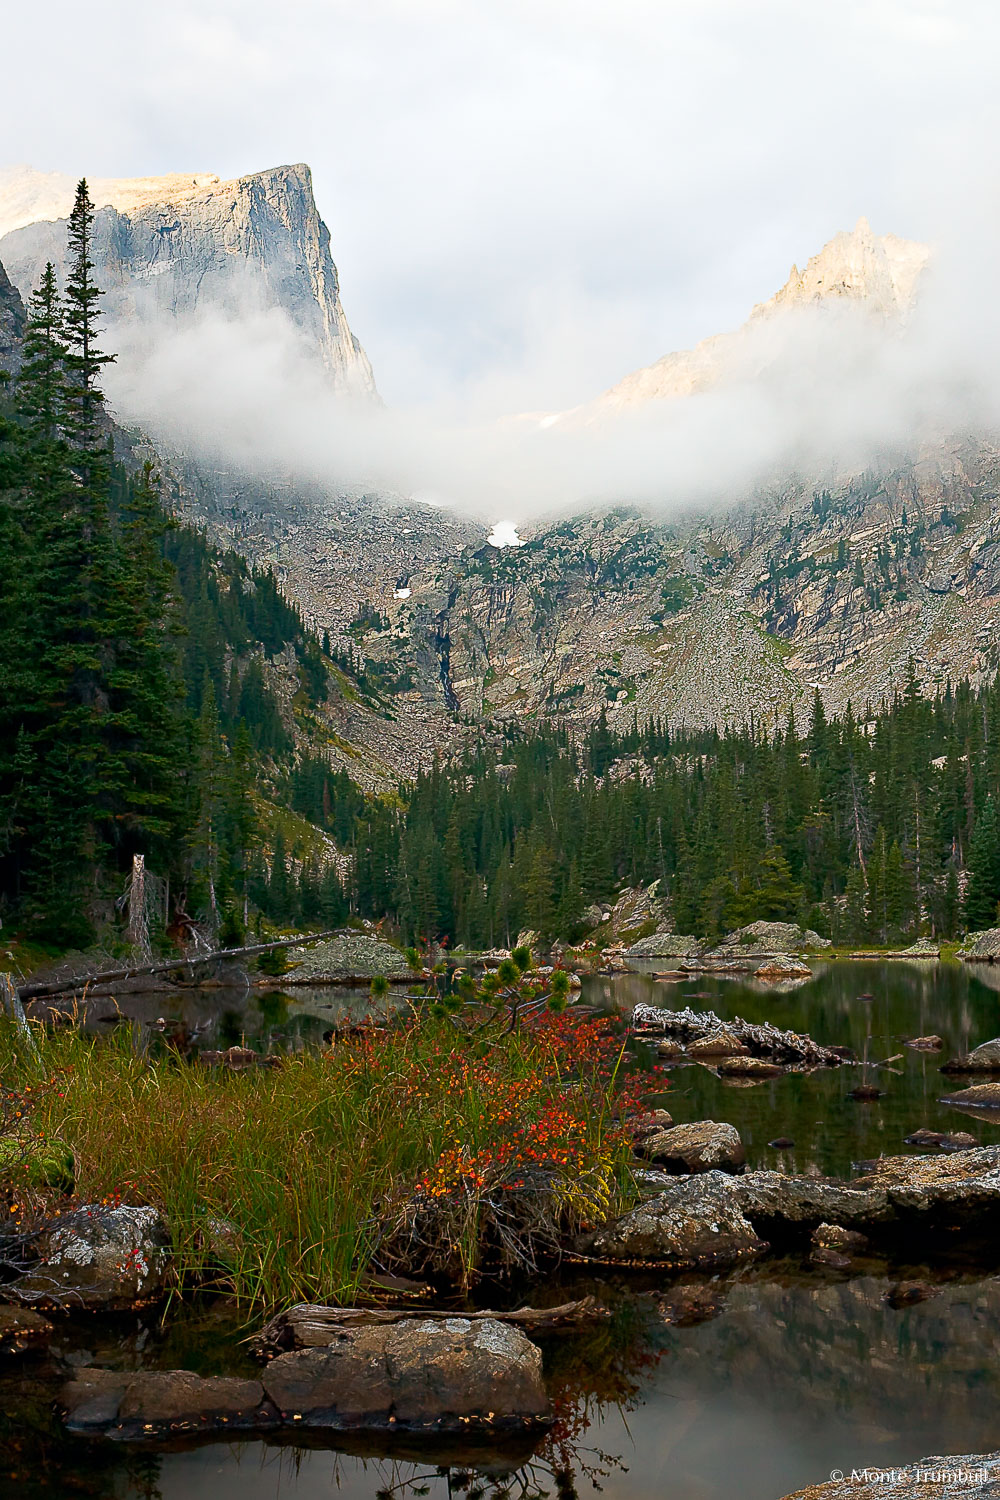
[18, 931, 343, 1004]
[251, 1296, 609, 1359]
[630, 1002, 846, 1066]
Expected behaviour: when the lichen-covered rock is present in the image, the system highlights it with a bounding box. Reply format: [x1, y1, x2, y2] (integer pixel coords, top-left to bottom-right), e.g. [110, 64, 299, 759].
[959, 929, 1000, 961]
[754, 955, 812, 979]
[281, 930, 416, 983]
[262, 1317, 550, 1430]
[583, 1171, 766, 1268]
[779, 1452, 1000, 1498]
[716, 921, 831, 954]
[635, 1121, 745, 1175]
[624, 931, 704, 958]
[7, 1205, 171, 1310]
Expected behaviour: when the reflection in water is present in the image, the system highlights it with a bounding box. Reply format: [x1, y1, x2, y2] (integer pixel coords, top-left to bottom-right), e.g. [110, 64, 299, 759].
[12, 962, 1000, 1498]
[593, 959, 1000, 1177]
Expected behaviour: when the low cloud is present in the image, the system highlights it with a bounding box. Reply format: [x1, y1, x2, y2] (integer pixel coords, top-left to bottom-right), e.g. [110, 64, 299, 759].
[104, 228, 1000, 529]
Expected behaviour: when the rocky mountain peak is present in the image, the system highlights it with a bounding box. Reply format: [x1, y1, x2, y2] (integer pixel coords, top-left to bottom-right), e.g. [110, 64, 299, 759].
[564, 217, 930, 417]
[750, 215, 928, 324]
[0, 162, 376, 397]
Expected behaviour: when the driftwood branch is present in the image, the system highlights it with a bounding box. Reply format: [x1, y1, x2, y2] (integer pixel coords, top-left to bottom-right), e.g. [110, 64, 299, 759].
[630, 1002, 846, 1066]
[252, 1297, 609, 1359]
[17, 931, 342, 1004]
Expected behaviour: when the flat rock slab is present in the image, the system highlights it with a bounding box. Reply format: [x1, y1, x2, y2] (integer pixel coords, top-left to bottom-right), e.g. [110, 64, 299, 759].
[264, 1318, 550, 1430]
[781, 1452, 1000, 1498]
[587, 1147, 1000, 1267]
[63, 1369, 272, 1439]
[64, 1319, 551, 1440]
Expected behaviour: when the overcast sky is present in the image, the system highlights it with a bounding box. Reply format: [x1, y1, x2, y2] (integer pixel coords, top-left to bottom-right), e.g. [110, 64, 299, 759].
[3, 0, 997, 412]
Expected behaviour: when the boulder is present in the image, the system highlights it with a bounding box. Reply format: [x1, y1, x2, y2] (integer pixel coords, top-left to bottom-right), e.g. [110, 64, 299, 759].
[941, 1038, 1000, 1073]
[262, 1318, 550, 1430]
[624, 932, 704, 958]
[904, 1129, 978, 1150]
[716, 921, 830, 953]
[634, 1121, 745, 1175]
[655, 1039, 685, 1059]
[896, 937, 941, 958]
[7, 1204, 171, 1310]
[63, 1368, 272, 1438]
[630, 1109, 674, 1143]
[717, 1056, 784, 1079]
[754, 955, 812, 979]
[582, 1171, 766, 1268]
[281, 931, 416, 984]
[687, 1031, 748, 1059]
[959, 929, 1000, 961]
[778, 1451, 1000, 1498]
[940, 1083, 1000, 1108]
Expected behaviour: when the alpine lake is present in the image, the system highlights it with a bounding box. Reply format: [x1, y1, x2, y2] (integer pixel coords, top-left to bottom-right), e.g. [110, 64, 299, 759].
[8, 959, 1000, 1500]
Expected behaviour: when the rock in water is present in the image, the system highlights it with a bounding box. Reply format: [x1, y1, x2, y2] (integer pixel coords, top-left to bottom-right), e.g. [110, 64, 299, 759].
[8, 1205, 171, 1310]
[262, 1318, 550, 1430]
[686, 1031, 749, 1058]
[906, 1035, 944, 1051]
[939, 1083, 1000, 1108]
[63, 1369, 270, 1438]
[717, 1056, 784, 1079]
[941, 1038, 1000, 1073]
[582, 1171, 766, 1268]
[634, 1121, 746, 1175]
[812, 1223, 869, 1254]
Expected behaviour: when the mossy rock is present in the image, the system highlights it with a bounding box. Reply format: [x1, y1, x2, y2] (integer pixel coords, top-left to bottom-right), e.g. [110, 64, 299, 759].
[0, 1135, 74, 1192]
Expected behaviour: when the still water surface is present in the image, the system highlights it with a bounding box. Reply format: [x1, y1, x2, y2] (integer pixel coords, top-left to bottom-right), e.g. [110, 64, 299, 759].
[12, 961, 1000, 1500]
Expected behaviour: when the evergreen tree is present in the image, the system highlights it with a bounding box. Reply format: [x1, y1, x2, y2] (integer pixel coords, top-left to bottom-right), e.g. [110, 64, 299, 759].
[965, 795, 1000, 930]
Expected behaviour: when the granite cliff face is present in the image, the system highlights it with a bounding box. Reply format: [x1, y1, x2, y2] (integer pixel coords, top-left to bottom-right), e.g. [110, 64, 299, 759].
[0, 164, 375, 396]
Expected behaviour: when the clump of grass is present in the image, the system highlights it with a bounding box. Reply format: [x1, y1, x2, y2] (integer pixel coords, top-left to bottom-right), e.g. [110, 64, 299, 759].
[0, 991, 651, 1310]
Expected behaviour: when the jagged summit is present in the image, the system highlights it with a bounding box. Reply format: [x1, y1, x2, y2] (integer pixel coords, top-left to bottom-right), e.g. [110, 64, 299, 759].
[0, 162, 376, 397]
[550, 217, 930, 420]
[750, 215, 928, 324]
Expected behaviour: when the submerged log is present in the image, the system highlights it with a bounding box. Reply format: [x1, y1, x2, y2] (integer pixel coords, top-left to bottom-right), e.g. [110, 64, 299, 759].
[252, 1296, 609, 1359]
[630, 1002, 845, 1066]
[17, 931, 342, 1005]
